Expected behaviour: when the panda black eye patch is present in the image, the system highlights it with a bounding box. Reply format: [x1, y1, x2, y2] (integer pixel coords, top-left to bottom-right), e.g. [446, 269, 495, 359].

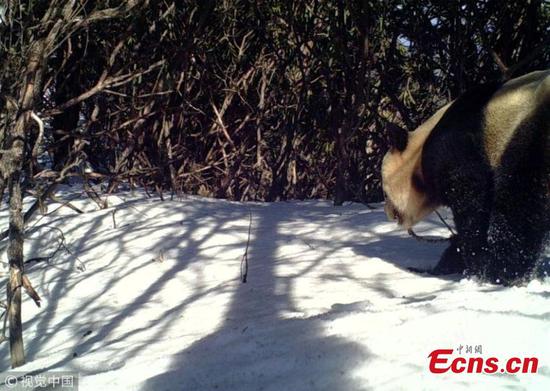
[411, 174, 427, 193]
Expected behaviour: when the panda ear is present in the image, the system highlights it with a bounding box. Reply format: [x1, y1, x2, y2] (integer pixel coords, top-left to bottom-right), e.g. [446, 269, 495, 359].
[386, 123, 409, 152]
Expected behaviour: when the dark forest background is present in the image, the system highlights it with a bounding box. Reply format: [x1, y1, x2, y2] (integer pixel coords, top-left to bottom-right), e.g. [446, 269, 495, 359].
[1, 1, 549, 206]
[0, 0, 549, 369]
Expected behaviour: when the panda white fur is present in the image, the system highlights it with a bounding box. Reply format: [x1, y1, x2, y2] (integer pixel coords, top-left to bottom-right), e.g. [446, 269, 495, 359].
[381, 69, 550, 285]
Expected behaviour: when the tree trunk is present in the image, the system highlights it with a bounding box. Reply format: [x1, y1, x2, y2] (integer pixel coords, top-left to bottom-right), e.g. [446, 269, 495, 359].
[4, 39, 46, 368]
[334, 126, 348, 206]
[7, 168, 25, 367]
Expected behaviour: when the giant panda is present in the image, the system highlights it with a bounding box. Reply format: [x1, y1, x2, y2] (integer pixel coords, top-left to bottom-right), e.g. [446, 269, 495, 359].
[381, 69, 550, 285]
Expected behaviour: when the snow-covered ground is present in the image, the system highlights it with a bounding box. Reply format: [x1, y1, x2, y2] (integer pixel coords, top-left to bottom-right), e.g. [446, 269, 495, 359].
[0, 187, 549, 390]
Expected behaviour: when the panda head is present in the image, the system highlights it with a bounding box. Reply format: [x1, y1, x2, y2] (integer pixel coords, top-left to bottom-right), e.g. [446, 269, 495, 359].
[380, 104, 450, 229]
[381, 70, 550, 230]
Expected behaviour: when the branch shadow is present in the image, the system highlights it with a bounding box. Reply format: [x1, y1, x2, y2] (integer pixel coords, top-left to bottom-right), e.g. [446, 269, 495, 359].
[1, 194, 371, 390]
[142, 202, 369, 390]
[0, 192, 251, 373]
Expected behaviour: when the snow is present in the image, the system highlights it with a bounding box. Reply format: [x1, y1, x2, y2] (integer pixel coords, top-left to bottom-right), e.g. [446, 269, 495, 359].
[0, 188, 549, 390]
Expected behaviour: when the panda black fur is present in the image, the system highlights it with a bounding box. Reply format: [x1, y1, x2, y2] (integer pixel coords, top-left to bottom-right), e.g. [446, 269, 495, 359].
[381, 70, 550, 285]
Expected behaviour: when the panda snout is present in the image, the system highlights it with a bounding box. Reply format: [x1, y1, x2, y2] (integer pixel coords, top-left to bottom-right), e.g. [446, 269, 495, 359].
[384, 200, 402, 224]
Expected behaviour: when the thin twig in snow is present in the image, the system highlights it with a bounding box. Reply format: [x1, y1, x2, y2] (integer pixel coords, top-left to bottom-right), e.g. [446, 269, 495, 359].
[241, 210, 252, 283]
